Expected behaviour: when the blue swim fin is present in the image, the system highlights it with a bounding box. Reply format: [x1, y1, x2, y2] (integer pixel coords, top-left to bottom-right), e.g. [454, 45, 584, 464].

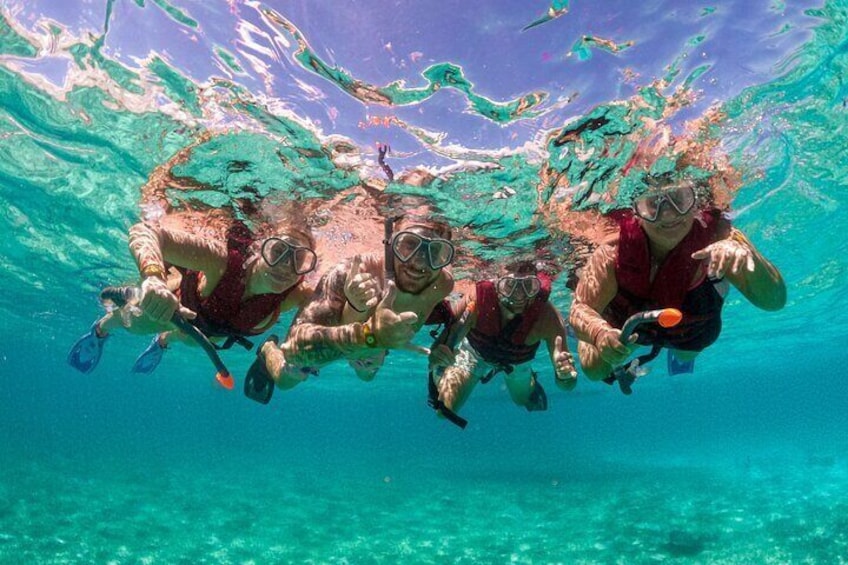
[67, 323, 108, 374]
[131, 336, 166, 374]
[667, 350, 695, 375]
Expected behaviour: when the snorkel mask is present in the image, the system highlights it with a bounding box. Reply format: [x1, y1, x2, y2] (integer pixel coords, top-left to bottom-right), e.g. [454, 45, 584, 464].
[261, 237, 318, 275]
[632, 183, 696, 222]
[496, 275, 542, 301]
[391, 231, 455, 270]
[383, 217, 455, 275]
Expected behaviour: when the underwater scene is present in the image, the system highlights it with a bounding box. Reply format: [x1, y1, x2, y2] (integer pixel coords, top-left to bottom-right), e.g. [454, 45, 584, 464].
[1, 0, 847, 562]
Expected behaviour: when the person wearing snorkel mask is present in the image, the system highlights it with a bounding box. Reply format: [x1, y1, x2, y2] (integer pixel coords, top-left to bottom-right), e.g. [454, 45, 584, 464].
[67, 212, 317, 376]
[569, 169, 786, 384]
[427, 261, 577, 417]
[245, 215, 455, 398]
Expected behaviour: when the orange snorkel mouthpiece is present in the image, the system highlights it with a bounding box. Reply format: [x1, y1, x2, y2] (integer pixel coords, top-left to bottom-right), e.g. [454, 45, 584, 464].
[657, 308, 683, 328]
[215, 372, 235, 390]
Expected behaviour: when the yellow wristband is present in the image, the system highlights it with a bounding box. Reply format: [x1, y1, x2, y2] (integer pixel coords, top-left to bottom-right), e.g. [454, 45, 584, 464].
[362, 322, 377, 348]
[141, 264, 166, 280]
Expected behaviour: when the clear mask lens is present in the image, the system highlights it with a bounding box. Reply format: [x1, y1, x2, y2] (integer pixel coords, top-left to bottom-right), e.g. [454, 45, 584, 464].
[496, 276, 541, 299]
[634, 185, 696, 222]
[261, 238, 317, 275]
[392, 232, 454, 270]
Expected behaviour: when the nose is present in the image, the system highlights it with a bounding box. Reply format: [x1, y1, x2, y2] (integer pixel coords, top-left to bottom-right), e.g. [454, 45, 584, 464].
[510, 289, 530, 303]
[408, 250, 429, 269]
[656, 199, 679, 220]
[270, 260, 296, 277]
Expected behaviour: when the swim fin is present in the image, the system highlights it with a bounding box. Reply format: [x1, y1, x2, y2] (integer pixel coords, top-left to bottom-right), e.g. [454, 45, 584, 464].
[667, 350, 695, 375]
[131, 336, 166, 374]
[244, 335, 278, 405]
[525, 373, 548, 412]
[67, 322, 109, 374]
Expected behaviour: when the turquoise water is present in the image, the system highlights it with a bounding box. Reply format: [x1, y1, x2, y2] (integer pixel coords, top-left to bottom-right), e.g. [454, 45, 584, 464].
[1, 1, 848, 562]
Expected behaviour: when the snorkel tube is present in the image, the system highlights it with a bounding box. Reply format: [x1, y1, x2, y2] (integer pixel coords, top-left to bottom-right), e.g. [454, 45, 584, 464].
[383, 216, 396, 283]
[607, 307, 682, 394]
[427, 300, 476, 429]
[620, 308, 682, 343]
[99, 286, 234, 390]
[170, 317, 235, 390]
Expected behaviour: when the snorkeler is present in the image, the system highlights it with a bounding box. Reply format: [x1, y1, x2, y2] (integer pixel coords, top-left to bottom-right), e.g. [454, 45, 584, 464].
[67, 215, 316, 379]
[427, 261, 577, 426]
[243, 215, 454, 403]
[569, 161, 786, 390]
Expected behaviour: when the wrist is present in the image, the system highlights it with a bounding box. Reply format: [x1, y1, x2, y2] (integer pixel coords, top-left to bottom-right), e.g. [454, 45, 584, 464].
[360, 321, 378, 348]
[729, 228, 749, 246]
[346, 298, 367, 313]
[589, 322, 614, 348]
[141, 264, 166, 281]
[555, 370, 574, 383]
[141, 275, 167, 294]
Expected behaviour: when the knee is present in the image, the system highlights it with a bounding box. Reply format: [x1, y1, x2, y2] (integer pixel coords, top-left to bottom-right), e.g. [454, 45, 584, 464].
[439, 367, 472, 409]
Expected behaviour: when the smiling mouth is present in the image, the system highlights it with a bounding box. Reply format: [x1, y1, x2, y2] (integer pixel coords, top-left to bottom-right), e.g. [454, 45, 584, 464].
[267, 273, 292, 286]
[404, 266, 429, 278]
[506, 298, 529, 309]
[659, 218, 685, 229]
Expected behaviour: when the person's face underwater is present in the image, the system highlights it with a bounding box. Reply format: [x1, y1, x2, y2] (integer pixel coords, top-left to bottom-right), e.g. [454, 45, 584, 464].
[255, 236, 317, 293]
[496, 275, 541, 314]
[391, 227, 454, 295]
[634, 183, 697, 251]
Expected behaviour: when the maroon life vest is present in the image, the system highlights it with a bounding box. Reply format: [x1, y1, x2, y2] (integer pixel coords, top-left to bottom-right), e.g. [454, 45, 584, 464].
[178, 222, 295, 341]
[606, 209, 726, 346]
[466, 273, 552, 366]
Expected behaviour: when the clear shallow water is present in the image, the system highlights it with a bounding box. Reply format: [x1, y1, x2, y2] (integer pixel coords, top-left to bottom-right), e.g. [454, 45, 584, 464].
[1, 1, 848, 563]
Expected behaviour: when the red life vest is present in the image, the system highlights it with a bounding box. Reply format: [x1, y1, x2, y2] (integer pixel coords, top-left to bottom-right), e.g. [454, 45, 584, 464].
[179, 222, 295, 341]
[613, 209, 723, 311]
[606, 209, 727, 349]
[466, 273, 552, 366]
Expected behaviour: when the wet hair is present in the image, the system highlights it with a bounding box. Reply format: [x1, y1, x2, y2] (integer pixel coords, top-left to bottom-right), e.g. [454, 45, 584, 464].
[253, 201, 316, 249]
[627, 124, 730, 209]
[638, 171, 711, 210]
[394, 214, 452, 241]
[503, 260, 538, 277]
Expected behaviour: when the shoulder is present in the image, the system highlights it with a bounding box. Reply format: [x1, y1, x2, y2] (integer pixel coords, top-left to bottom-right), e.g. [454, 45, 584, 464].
[434, 268, 455, 296]
[573, 240, 619, 304]
[282, 283, 315, 310]
[583, 239, 618, 277]
[415, 269, 454, 307]
[536, 301, 563, 328]
[700, 209, 733, 241]
[525, 301, 565, 342]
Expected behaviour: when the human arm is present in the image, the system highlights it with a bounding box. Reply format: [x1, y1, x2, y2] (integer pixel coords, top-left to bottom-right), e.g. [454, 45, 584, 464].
[278, 256, 420, 370]
[691, 227, 786, 311]
[537, 303, 577, 390]
[128, 221, 227, 322]
[279, 260, 372, 369]
[568, 240, 638, 379]
[279, 282, 315, 313]
[341, 255, 382, 322]
[427, 294, 474, 370]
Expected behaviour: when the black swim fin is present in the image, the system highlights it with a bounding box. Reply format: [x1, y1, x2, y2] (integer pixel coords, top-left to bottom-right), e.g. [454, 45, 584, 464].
[244, 335, 278, 405]
[526, 373, 548, 412]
